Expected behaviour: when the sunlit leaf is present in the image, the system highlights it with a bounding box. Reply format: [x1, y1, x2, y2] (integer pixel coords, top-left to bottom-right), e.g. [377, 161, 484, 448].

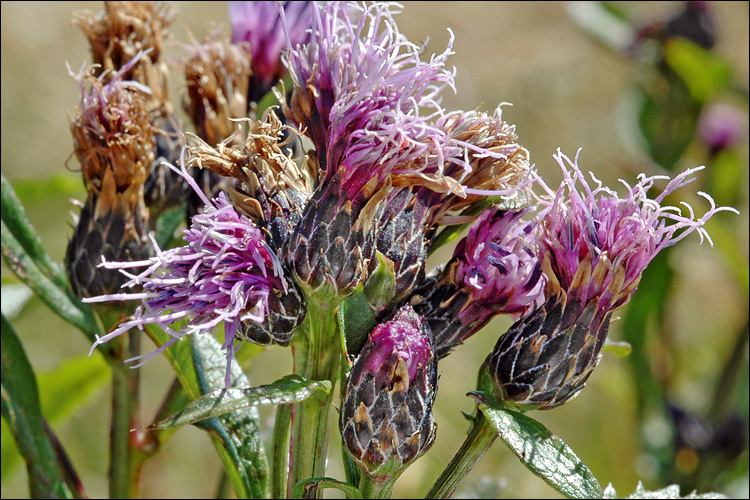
[0, 284, 33, 319]
[1, 220, 99, 340]
[602, 481, 729, 499]
[1, 173, 69, 289]
[472, 391, 602, 499]
[603, 340, 633, 358]
[665, 38, 732, 103]
[148, 374, 331, 430]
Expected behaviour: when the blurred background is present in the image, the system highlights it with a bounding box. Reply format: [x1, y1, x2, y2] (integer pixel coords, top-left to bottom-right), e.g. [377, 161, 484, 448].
[1, 1, 748, 498]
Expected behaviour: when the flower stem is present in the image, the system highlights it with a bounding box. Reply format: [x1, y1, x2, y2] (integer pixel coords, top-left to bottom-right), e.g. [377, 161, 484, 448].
[271, 403, 292, 499]
[425, 411, 497, 499]
[109, 330, 141, 499]
[358, 472, 401, 499]
[288, 298, 342, 497]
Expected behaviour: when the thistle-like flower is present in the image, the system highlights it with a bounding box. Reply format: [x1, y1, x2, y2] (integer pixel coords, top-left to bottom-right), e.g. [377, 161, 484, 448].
[283, 2, 528, 300]
[411, 208, 544, 359]
[340, 305, 437, 485]
[74, 1, 188, 214]
[65, 59, 155, 298]
[487, 149, 738, 410]
[229, 1, 313, 103]
[83, 162, 304, 386]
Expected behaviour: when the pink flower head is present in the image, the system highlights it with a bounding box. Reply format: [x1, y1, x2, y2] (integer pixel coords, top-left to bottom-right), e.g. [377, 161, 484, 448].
[229, 1, 313, 101]
[287, 2, 504, 196]
[84, 161, 293, 386]
[454, 208, 544, 319]
[534, 149, 738, 316]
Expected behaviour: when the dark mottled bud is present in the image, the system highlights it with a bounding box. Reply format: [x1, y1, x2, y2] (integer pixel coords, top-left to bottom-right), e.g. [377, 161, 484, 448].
[340, 305, 437, 479]
[65, 64, 154, 298]
[411, 209, 544, 359]
[487, 291, 611, 410]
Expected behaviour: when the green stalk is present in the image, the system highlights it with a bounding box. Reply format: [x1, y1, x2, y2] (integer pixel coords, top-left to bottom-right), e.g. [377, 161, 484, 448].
[288, 299, 342, 497]
[108, 329, 141, 499]
[271, 403, 292, 499]
[425, 412, 497, 499]
[358, 472, 401, 499]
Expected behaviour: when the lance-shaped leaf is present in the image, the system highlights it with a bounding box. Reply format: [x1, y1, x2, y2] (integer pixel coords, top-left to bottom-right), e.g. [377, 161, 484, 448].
[1, 314, 77, 499]
[148, 374, 331, 430]
[602, 481, 729, 499]
[471, 369, 602, 500]
[1, 173, 69, 289]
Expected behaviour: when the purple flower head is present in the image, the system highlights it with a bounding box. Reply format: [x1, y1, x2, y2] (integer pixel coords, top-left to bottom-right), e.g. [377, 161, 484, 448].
[411, 208, 544, 359]
[534, 149, 738, 315]
[698, 103, 747, 154]
[486, 149, 737, 411]
[84, 160, 298, 386]
[340, 305, 437, 477]
[229, 1, 313, 102]
[454, 208, 544, 318]
[286, 2, 464, 192]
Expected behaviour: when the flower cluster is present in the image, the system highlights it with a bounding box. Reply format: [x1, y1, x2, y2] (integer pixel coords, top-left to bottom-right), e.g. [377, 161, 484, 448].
[62, 3, 738, 492]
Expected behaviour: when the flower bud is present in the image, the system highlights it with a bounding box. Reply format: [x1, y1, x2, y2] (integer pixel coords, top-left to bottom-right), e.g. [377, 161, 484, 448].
[65, 63, 155, 298]
[340, 305, 437, 478]
[487, 290, 610, 411]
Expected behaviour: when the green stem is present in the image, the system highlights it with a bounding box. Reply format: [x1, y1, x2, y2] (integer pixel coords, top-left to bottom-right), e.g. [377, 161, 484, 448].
[425, 412, 497, 499]
[358, 472, 401, 499]
[288, 299, 342, 497]
[271, 404, 292, 499]
[108, 331, 141, 499]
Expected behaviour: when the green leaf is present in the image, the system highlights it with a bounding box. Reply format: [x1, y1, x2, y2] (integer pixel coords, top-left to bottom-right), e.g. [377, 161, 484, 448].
[148, 374, 331, 430]
[2, 352, 110, 480]
[1, 220, 99, 340]
[664, 39, 733, 103]
[473, 392, 602, 499]
[38, 353, 110, 424]
[292, 476, 363, 500]
[567, 1, 635, 53]
[1, 173, 69, 289]
[603, 481, 729, 499]
[602, 340, 633, 358]
[1, 314, 76, 498]
[340, 291, 377, 359]
[1, 284, 33, 319]
[154, 202, 186, 249]
[362, 251, 396, 313]
[629, 70, 702, 171]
